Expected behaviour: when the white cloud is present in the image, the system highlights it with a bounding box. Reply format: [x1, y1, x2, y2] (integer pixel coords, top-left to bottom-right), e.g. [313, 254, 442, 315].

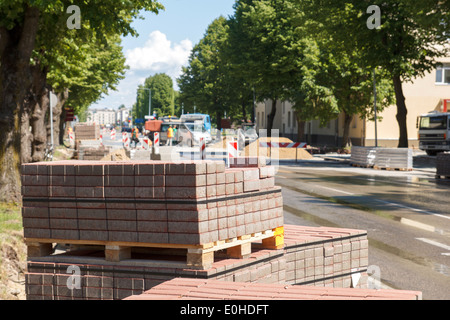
[91, 31, 193, 110]
[125, 30, 193, 82]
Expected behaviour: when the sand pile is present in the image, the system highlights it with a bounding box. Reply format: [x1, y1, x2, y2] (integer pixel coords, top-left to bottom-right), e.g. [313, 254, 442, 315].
[100, 148, 131, 161]
[211, 136, 313, 160]
[242, 137, 313, 160]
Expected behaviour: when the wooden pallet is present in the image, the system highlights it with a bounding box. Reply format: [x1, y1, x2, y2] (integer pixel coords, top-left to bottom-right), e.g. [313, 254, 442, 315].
[25, 227, 284, 270]
[435, 174, 450, 180]
[351, 163, 373, 168]
[373, 166, 412, 171]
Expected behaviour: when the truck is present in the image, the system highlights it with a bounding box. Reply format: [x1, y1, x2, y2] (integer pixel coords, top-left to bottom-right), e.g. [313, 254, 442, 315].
[144, 118, 181, 145]
[417, 111, 450, 156]
[180, 114, 212, 134]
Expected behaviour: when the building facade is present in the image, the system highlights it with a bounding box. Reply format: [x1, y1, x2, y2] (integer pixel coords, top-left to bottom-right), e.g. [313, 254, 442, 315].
[255, 56, 450, 148]
[87, 107, 131, 127]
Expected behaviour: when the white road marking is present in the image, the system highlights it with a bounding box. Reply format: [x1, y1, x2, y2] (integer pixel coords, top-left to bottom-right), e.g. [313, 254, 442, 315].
[277, 169, 450, 228]
[376, 199, 450, 221]
[400, 218, 436, 233]
[318, 185, 355, 196]
[416, 238, 450, 256]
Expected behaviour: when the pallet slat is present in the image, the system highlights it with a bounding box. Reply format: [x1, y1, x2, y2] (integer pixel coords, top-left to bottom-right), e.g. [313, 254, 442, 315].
[25, 226, 284, 269]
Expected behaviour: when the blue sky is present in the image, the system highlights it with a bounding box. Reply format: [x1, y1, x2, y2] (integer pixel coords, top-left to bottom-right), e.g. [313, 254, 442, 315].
[90, 0, 237, 111]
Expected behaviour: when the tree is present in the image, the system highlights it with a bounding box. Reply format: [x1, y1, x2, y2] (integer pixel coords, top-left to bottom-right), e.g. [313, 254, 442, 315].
[228, 0, 306, 136]
[304, 0, 450, 147]
[134, 73, 175, 120]
[178, 16, 241, 129]
[0, 0, 163, 202]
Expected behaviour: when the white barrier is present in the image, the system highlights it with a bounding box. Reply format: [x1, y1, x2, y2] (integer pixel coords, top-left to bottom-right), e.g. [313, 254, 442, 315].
[122, 132, 130, 149]
[200, 137, 206, 160]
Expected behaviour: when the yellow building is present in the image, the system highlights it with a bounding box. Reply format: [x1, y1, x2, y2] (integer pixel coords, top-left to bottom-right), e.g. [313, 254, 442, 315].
[256, 56, 450, 148]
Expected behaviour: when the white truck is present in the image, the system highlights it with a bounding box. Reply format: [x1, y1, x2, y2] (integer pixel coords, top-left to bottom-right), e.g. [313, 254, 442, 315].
[417, 111, 450, 156]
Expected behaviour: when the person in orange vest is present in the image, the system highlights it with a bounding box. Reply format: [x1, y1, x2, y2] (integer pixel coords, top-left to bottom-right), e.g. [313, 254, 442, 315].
[166, 125, 174, 146]
[131, 126, 140, 148]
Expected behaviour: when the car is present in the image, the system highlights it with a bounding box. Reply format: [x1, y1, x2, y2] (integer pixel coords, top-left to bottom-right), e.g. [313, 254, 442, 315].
[121, 127, 132, 133]
[177, 122, 212, 147]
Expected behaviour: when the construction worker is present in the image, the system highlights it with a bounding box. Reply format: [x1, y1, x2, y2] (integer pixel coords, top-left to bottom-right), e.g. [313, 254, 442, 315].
[131, 126, 140, 148]
[166, 125, 174, 146]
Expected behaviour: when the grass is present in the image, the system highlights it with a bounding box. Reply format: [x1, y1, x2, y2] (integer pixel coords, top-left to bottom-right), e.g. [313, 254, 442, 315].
[0, 202, 23, 233]
[0, 202, 26, 300]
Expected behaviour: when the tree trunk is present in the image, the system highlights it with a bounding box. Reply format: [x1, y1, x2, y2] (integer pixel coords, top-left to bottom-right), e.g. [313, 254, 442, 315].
[49, 88, 69, 147]
[267, 99, 277, 137]
[27, 62, 50, 163]
[393, 75, 408, 148]
[241, 100, 247, 122]
[296, 118, 306, 143]
[216, 110, 222, 130]
[0, 6, 40, 203]
[342, 112, 353, 148]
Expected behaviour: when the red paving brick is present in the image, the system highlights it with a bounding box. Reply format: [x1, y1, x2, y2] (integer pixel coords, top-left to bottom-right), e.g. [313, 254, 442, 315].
[124, 278, 421, 300]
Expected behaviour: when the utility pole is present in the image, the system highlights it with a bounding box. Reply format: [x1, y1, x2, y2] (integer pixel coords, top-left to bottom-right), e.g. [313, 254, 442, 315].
[373, 68, 378, 147]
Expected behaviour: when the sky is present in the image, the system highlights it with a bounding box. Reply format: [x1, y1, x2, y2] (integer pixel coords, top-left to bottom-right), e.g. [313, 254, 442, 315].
[90, 0, 237, 111]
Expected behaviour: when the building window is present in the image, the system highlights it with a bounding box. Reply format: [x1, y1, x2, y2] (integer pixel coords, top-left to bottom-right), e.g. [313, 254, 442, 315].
[288, 111, 291, 127]
[436, 64, 450, 84]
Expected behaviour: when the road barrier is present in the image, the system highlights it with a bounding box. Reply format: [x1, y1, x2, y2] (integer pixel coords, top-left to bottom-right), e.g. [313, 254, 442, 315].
[200, 138, 206, 159]
[259, 142, 307, 148]
[122, 132, 129, 149]
[140, 137, 150, 150]
[259, 141, 308, 162]
[227, 140, 238, 167]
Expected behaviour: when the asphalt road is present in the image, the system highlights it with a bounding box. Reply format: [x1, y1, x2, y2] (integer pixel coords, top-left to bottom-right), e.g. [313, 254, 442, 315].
[275, 159, 450, 300]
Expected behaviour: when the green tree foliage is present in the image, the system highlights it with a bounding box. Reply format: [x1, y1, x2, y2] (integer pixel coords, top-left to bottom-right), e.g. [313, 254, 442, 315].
[303, 0, 450, 147]
[228, 0, 306, 135]
[0, 0, 163, 202]
[133, 73, 175, 120]
[178, 16, 245, 128]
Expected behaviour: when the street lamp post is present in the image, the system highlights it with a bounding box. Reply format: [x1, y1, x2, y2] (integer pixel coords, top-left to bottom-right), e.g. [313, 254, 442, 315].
[373, 68, 378, 148]
[138, 88, 152, 118]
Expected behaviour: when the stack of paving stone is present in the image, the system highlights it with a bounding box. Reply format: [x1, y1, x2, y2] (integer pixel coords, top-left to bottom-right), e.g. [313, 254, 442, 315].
[373, 148, 413, 170]
[21, 158, 283, 268]
[350, 146, 377, 167]
[74, 124, 100, 140]
[436, 152, 450, 178]
[351, 147, 413, 170]
[24, 224, 371, 300]
[78, 146, 112, 160]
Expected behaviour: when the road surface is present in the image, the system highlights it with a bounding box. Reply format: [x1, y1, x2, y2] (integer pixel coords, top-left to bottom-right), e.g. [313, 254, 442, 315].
[275, 158, 450, 300]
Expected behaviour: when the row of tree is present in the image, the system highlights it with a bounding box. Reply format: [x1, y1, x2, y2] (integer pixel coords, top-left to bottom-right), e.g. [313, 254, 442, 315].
[177, 0, 449, 145]
[0, 1, 164, 202]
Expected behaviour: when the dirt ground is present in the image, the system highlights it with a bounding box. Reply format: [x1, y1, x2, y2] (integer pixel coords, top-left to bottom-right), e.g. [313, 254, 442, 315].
[100, 148, 131, 161]
[0, 204, 26, 300]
